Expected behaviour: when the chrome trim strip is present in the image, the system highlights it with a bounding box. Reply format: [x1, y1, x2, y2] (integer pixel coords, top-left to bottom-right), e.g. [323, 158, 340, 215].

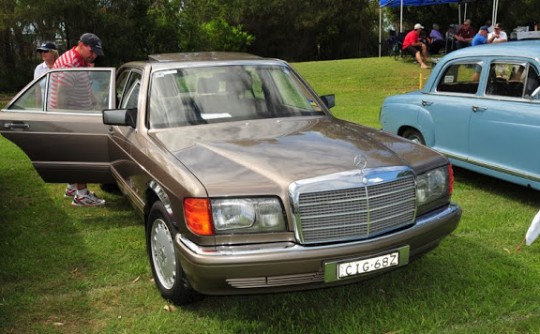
[445, 153, 540, 182]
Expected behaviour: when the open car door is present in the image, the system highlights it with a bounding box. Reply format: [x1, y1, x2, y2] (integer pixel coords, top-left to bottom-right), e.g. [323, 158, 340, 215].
[0, 67, 116, 183]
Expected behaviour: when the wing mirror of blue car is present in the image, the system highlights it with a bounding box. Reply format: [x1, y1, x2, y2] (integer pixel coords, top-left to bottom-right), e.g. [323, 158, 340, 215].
[320, 94, 335, 109]
[531, 86, 540, 100]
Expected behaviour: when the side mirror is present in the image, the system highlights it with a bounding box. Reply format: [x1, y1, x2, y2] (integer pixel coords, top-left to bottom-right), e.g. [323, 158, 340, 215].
[531, 86, 540, 99]
[320, 94, 335, 109]
[103, 108, 137, 128]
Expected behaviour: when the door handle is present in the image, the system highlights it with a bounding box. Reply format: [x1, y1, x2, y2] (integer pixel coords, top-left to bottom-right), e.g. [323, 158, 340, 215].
[3, 122, 30, 129]
[472, 105, 487, 112]
[421, 100, 433, 106]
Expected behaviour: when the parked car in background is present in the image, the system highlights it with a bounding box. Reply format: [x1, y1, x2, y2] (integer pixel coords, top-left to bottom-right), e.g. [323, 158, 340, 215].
[381, 41, 540, 191]
[0, 52, 461, 305]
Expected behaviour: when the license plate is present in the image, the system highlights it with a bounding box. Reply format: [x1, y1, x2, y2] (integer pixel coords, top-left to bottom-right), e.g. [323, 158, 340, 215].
[338, 252, 399, 278]
[323, 246, 409, 283]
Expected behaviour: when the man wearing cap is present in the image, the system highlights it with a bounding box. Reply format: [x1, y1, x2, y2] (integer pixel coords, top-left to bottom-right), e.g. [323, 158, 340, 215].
[402, 23, 430, 69]
[34, 41, 59, 79]
[49, 32, 106, 207]
[472, 26, 489, 46]
[488, 23, 508, 43]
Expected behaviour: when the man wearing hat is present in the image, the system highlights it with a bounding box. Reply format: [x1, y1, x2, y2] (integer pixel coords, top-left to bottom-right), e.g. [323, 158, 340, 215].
[49, 32, 106, 207]
[402, 23, 430, 69]
[488, 23, 508, 43]
[472, 26, 489, 46]
[34, 41, 59, 79]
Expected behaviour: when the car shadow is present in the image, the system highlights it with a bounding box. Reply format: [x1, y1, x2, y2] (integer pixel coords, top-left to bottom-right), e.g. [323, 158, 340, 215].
[0, 137, 142, 332]
[452, 166, 540, 206]
[185, 235, 537, 333]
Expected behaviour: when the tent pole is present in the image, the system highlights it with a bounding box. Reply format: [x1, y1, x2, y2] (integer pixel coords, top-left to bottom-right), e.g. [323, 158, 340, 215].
[400, 0, 403, 33]
[379, 7, 382, 57]
[493, 0, 499, 25]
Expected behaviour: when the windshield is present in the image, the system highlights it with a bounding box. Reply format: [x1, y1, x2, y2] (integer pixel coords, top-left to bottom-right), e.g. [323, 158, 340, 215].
[148, 64, 325, 128]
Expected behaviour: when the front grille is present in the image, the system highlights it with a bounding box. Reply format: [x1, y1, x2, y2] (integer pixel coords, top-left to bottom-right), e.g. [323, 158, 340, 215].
[291, 168, 416, 244]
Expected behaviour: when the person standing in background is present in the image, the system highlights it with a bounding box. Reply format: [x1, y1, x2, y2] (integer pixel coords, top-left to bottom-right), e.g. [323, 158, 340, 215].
[34, 41, 59, 79]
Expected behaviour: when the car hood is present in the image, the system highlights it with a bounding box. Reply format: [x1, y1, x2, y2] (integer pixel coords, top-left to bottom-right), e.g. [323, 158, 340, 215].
[151, 117, 444, 196]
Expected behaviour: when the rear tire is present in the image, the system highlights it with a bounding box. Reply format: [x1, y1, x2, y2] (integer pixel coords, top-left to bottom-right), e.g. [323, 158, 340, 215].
[147, 201, 201, 305]
[402, 128, 425, 145]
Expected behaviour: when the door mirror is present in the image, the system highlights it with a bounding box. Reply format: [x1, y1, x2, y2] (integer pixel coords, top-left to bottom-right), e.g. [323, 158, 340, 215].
[320, 94, 335, 109]
[103, 108, 137, 128]
[531, 86, 540, 99]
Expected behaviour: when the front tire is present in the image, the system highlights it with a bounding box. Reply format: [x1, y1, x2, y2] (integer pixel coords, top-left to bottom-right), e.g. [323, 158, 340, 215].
[402, 128, 425, 145]
[147, 201, 201, 305]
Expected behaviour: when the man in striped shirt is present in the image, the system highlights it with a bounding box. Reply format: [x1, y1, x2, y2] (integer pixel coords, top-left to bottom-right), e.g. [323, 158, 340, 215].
[49, 33, 106, 207]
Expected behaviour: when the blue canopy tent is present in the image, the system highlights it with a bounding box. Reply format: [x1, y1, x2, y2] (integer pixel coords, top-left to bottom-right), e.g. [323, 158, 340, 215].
[378, 0, 461, 56]
[377, 0, 500, 56]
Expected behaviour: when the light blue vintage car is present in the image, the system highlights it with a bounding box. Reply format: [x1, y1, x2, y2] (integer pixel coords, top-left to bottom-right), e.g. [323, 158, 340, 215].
[380, 40, 540, 190]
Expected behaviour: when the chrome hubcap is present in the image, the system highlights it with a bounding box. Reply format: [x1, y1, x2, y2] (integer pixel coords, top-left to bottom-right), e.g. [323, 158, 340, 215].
[150, 218, 176, 289]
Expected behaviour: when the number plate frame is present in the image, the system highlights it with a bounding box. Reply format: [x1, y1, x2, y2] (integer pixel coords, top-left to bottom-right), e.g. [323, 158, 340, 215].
[324, 245, 410, 282]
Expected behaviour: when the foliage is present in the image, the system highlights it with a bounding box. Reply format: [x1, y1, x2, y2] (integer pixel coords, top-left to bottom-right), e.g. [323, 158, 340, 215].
[2, 57, 540, 333]
[2, 0, 540, 92]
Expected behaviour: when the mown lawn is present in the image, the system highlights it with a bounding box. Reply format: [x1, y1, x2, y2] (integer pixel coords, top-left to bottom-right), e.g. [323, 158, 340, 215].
[1, 57, 540, 334]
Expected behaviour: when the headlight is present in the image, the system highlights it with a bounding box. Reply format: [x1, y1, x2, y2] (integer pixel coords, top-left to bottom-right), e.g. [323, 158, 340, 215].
[416, 165, 450, 210]
[211, 198, 286, 234]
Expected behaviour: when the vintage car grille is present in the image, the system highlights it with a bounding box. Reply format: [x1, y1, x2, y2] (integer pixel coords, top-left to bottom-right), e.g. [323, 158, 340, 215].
[290, 167, 416, 245]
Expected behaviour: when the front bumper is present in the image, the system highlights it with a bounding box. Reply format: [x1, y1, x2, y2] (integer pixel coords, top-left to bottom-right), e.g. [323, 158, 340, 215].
[175, 203, 461, 295]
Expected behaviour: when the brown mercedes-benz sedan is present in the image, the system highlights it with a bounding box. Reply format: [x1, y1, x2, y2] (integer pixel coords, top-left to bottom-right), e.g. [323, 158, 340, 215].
[0, 52, 461, 305]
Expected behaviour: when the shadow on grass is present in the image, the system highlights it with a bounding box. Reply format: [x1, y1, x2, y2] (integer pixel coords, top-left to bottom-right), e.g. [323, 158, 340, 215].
[185, 234, 540, 333]
[0, 137, 143, 333]
[453, 166, 540, 207]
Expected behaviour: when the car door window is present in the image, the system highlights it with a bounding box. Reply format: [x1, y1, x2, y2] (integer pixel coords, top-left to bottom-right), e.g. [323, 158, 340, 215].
[46, 68, 113, 112]
[121, 80, 141, 109]
[486, 62, 523, 98]
[115, 71, 130, 107]
[117, 71, 142, 108]
[7, 76, 48, 111]
[486, 62, 540, 98]
[436, 62, 482, 95]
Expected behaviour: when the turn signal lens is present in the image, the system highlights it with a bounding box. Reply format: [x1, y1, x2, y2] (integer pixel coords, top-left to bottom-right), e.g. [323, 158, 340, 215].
[184, 198, 214, 236]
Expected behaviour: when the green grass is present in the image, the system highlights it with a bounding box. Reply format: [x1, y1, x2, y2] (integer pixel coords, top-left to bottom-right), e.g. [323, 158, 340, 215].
[2, 57, 540, 333]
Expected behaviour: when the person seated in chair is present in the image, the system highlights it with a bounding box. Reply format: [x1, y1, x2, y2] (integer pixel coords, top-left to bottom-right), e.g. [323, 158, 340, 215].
[429, 23, 446, 54]
[402, 23, 430, 69]
[454, 19, 476, 49]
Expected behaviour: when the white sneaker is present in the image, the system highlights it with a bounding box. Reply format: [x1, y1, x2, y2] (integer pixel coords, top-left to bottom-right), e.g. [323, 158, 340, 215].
[71, 192, 106, 207]
[64, 187, 77, 198]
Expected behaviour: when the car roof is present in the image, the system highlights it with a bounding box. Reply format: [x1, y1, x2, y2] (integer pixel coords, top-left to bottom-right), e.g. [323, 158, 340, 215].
[148, 52, 262, 62]
[120, 52, 285, 71]
[441, 40, 540, 61]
